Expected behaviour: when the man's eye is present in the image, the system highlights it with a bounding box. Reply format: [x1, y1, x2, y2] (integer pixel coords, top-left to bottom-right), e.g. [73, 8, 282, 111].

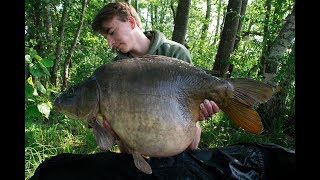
[109, 31, 114, 35]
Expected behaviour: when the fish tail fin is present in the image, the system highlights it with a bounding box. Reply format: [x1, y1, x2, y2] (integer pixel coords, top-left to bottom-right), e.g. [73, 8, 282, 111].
[220, 78, 274, 134]
[222, 99, 264, 134]
[227, 78, 274, 106]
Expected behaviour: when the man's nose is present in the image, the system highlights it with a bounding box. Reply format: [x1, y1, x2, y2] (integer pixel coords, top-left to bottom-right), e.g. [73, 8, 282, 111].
[107, 37, 115, 48]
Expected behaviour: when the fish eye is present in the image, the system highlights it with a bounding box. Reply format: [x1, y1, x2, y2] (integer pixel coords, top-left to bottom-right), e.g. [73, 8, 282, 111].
[67, 87, 75, 96]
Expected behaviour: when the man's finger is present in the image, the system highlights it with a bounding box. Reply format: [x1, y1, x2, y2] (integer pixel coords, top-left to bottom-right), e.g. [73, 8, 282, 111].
[204, 99, 213, 115]
[209, 100, 220, 113]
[199, 111, 205, 121]
[200, 103, 209, 118]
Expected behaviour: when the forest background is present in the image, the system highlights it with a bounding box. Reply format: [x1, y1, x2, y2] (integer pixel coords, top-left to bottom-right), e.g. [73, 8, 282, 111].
[25, 0, 295, 179]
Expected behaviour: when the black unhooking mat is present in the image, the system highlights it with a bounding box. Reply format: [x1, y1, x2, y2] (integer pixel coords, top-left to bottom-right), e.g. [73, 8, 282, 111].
[30, 142, 295, 180]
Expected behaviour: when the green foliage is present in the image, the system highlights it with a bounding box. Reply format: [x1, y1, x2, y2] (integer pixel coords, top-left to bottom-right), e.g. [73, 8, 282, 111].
[25, 144, 59, 179]
[200, 112, 295, 150]
[230, 38, 264, 78]
[25, 40, 55, 121]
[67, 45, 115, 85]
[25, 113, 99, 179]
[257, 44, 295, 137]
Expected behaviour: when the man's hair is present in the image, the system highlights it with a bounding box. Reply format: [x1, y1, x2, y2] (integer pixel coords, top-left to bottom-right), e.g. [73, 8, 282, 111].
[92, 2, 142, 34]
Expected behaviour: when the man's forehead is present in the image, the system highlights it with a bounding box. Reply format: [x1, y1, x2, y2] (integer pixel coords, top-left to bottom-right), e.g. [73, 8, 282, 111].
[103, 16, 128, 27]
[101, 17, 116, 31]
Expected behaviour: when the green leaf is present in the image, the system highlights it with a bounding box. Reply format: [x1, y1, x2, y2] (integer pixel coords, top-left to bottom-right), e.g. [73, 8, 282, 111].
[33, 88, 39, 96]
[25, 55, 31, 63]
[46, 101, 53, 109]
[28, 48, 37, 58]
[41, 58, 54, 67]
[26, 76, 34, 86]
[36, 61, 51, 76]
[37, 102, 51, 119]
[27, 98, 35, 102]
[25, 83, 35, 98]
[29, 63, 44, 77]
[29, 39, 37, 47]
[36, 80, 46, 94]
[34, 55, 42, 61]
[26, 104, 41, 118]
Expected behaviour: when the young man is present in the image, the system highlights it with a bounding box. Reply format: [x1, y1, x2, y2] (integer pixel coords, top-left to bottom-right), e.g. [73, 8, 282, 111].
[92, 2, 220, 150]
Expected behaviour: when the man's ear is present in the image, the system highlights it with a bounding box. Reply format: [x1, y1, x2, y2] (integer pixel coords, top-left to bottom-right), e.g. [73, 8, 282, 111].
[128, 16, 136, 29]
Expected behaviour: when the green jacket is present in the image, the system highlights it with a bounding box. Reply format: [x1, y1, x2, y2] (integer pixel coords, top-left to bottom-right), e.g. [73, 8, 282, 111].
[113, 30, 192, 64]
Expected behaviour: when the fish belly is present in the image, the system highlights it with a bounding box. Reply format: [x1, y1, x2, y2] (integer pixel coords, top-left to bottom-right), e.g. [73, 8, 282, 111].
[107, 93, 196, 157]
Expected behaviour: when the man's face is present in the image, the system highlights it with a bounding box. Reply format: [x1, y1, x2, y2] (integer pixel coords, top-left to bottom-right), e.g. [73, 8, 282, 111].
[101, 16, 134, 53]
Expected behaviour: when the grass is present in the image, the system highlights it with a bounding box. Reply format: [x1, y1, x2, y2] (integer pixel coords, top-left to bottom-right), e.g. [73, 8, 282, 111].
[25, 114, 99, 179]
[200, 112, 295, 149]
[25, 111, 295, 179]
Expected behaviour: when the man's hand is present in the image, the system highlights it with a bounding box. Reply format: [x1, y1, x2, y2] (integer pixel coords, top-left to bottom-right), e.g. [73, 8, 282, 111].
[199, 99, 220, 120]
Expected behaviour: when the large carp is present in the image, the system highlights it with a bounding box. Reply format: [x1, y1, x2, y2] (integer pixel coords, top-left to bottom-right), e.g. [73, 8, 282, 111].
[54, 55, 273, 174]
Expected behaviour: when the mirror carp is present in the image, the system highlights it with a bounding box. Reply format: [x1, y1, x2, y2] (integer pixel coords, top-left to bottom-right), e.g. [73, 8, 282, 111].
[54, 55, 274, 174]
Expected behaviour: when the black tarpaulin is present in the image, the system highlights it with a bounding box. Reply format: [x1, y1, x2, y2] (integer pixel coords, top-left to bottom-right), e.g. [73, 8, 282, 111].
[30, 142, 295, 180]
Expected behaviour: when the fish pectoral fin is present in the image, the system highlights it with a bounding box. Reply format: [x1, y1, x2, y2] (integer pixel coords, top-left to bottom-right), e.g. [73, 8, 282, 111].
[132, 152, 152, 174]
[222, 99, 263, 134]
[90, 119, 116, 150]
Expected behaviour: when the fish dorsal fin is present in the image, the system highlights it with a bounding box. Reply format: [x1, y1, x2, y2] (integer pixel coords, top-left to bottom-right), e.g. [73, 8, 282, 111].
[90, 119, 116, 150]
[132, 152, 152, 174]
[222, 99, 263, 134]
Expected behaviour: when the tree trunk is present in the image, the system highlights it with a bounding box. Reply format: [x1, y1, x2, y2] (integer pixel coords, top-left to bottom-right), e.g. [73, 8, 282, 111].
[32, 0, 44, 57]
[264, 5, 295, 83]
[192, 0, 212, 53]
[200, 0, 212, 40]
[41, 2, 54, 89]
[259, 0, 272, 77]
[259, 42, 295, 133]
[134, 0, 138, 13]
[213, 0, 222, 46]
[62, 0, 88, 90]
[212, 0, 242, 78]
[44, 2, 53, 55]
[170, 0, 176, 21]
[151, 4, 157, 29]
[28, 0, 43, 87]
[51, 0, 70, 87]
[150, 4, 154, 28]
[172, 0, 191, 45]
[258, 5, 295, 131]
[233, 0, 248, 51]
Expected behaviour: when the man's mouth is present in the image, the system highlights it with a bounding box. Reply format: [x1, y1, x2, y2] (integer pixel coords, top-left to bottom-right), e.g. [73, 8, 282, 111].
[112, 43, 120, 50]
